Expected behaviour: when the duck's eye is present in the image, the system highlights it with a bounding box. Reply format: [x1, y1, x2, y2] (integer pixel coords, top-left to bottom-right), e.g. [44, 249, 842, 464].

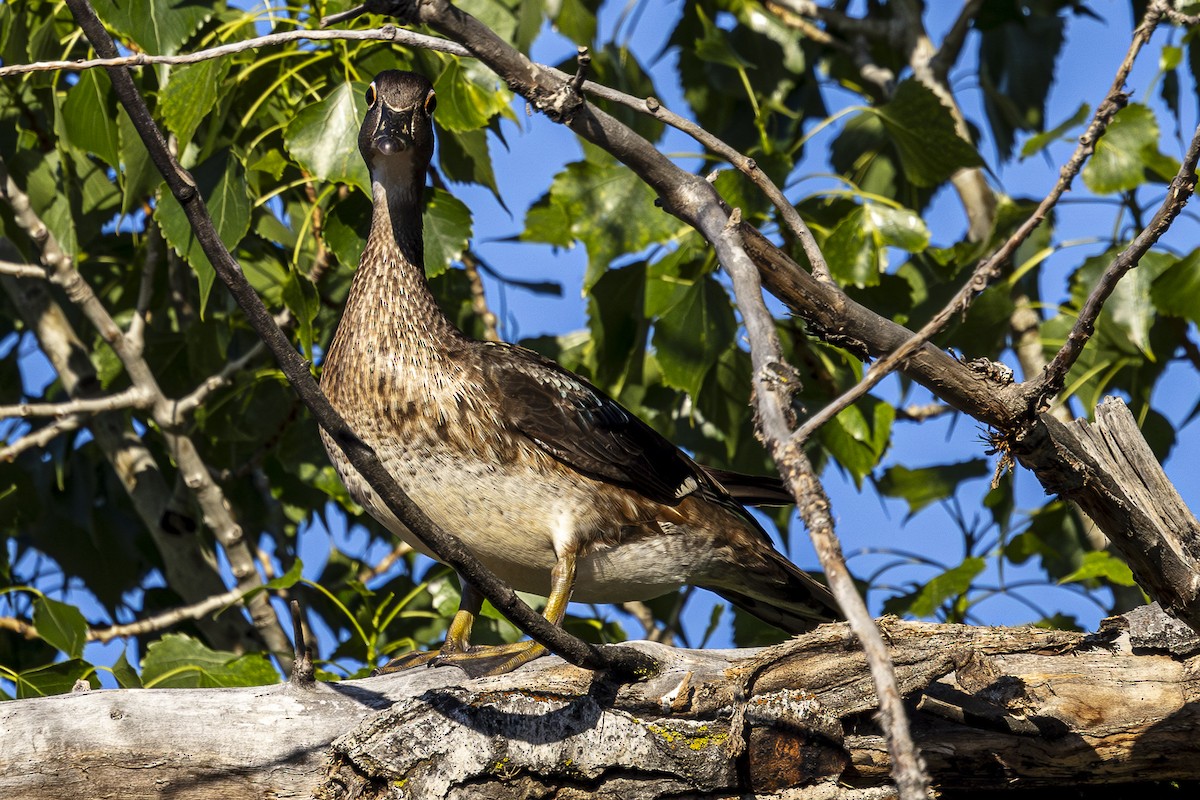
[424, 90, 437, 114]
[365, 82, 377, 107]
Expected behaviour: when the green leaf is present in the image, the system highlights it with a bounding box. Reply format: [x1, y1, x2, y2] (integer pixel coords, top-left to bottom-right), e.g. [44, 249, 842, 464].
[422, 188, 472, 278]
[154, 152, 251, 317]
[433, 59, 512, 133]
[15, 659, 96, 699]
[1082, 104, 1179, 194]
[825, 207, 877, 288]
[93, 0, 212, 56]
[438, 127, 501, 201]
[1069, 247, 1174, 358]
[522, 156, 679, 290]
[1059, 551, 1137, 587]
[32, 596, 88, 659]
[1021, 102, 1090, 158]
[693, 7, 753, 70]
[874, 79, 983, 187]
[551, 0, 598, 45]
[1151, 248, 1200, 325]
[112, 650, 143, 689]
[819, 398, 895, 488]
[159, 58, 230, 146]
[61, 68, 120, 168]
[117, 108, 159, 213]
[285, 81, 369, 195]
[897, 557, 986, 618]
[282, 271, 319, 361]
[141, 633, 279, 688]
[264, 558, 304, 591]
[651, 274, 736, 399]
[867, 204, 931, 253]
[876, 460, 991, 517]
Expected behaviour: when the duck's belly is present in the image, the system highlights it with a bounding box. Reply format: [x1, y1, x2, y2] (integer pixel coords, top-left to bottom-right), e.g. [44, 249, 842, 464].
[328, 438, 706, 604]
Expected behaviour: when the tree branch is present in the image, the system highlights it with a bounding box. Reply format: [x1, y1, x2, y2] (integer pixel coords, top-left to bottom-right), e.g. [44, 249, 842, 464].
[0, 24, 470, 78]
[0, 259, 47, 279]
[0, 386, 151, 419]
[0, 414, 83, 461]
[711, 212, 930, 799]
[1031, 122, 1200, 407]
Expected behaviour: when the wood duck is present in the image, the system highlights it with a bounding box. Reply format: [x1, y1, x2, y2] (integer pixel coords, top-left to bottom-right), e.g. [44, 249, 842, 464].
[320, 70, 840, 674]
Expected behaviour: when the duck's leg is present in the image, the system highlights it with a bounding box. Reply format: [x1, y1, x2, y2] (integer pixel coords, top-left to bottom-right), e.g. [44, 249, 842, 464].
[375, 551, 579, 675]
[374, 578, 484, 673]
[485, 549, 577, 675]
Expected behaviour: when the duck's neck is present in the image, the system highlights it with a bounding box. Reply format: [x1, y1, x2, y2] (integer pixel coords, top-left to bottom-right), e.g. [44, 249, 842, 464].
[345, 177, 462, 348]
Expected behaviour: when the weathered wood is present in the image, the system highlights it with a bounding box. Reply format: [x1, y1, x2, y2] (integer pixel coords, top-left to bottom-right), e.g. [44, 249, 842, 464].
[2, 613, 1198, 799]
[1014, 397, 1200, 631]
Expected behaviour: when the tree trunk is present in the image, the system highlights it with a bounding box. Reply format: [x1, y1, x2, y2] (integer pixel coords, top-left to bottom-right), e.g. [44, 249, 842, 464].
[3, 608, 1198, 799]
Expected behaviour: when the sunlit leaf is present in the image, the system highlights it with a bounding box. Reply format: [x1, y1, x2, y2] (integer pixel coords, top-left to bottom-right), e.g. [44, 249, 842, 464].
[285, 81, 369, 194]
[141, 633, 279, 688]
[1059, 551, 1138, 587]
[874, 79, 983, 187]
[522, 154, 678, 290]
[32, 596, 88, 659]
[877, 460, 991, 517]
[1151, 248, 1200, 325]
[433, 59, 512, 133]
[888, 557, 985, 618]
[159, 58, 230, 147]
[1082, 104, 1179, 194]
[422, 188, 472, 278]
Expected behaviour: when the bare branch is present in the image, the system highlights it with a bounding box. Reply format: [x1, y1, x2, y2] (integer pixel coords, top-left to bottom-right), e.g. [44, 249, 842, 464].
[126, 221, 163, 354]
[710, 213, 930, 800]
[88, 586, 249, 644]
[0, 387, 151, 420]
[170, 342, 268, 422]
[785, 0, 1169, 445]
[0, 259, 46, 279]
[1033, 122, 1200, 404]
[930, 0, 984, 81]
[0, 24, 469, 79]
[0, 414, 83, 461]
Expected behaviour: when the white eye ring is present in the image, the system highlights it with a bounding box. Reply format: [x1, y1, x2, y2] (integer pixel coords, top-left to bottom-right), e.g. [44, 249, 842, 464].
[424, 90, 437, 114]
[365, 82, 377, 107]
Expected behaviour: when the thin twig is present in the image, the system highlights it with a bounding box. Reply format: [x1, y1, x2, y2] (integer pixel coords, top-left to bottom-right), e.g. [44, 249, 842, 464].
[1033, 121, 1200, 405]
[0, 386, 151, 419]
[0, 414, 83, 461]
[89, 585, 248, 643]
[0, 259, 47, 278]
[127, 220, 163, 354]
[0, 24, 470, 78]
[711, 211, 931, 800]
